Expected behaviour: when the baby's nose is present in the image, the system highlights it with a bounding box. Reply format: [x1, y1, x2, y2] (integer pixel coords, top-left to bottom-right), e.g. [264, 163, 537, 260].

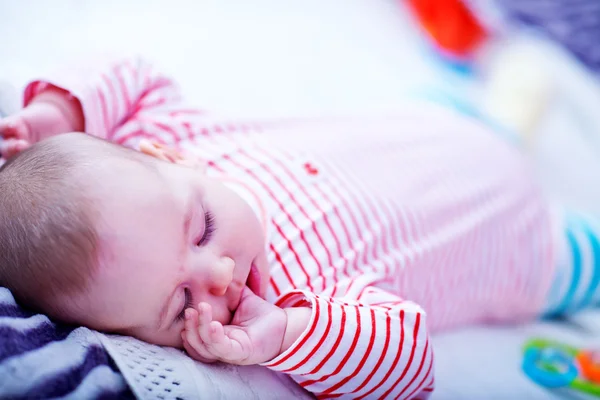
[209, 256, 235, 296]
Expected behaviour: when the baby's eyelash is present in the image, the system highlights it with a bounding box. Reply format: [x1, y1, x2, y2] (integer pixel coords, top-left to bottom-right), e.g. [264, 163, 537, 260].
[197, 211, 215, 246]
[176, 288, 193, 321]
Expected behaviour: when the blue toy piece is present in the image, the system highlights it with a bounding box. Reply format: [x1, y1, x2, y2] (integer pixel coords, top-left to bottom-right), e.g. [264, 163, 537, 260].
[522, 338, 600, 397]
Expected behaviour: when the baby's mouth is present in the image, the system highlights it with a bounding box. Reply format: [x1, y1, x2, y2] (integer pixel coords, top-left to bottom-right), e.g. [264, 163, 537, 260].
[245, 263, 261, 296]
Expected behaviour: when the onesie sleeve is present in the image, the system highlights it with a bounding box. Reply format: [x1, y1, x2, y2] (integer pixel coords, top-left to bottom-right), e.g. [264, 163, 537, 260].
[22, 56, 211, 149]
[261, 282, 434, 399]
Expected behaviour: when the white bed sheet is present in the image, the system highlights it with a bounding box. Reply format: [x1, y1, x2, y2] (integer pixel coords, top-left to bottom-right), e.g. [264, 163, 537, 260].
[3, 1, 600, 398]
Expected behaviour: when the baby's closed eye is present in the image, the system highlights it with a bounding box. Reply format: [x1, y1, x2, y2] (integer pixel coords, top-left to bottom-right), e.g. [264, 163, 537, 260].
[177, 288, 194, 321]
[196, 211, 215, 246]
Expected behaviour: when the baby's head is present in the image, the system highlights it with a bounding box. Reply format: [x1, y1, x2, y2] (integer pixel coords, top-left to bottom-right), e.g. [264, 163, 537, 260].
[0, 133, 268, 347]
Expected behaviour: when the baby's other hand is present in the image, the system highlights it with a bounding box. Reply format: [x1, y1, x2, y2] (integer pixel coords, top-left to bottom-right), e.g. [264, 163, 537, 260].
[0, 112, 36, 159]
[182, 287, 287, 366]
[0, 86, 83, 159]
[139, 140, 206, 171]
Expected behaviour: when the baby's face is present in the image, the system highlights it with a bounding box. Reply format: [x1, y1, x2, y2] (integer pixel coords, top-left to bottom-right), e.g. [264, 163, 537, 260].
[68, 154, 269, 348]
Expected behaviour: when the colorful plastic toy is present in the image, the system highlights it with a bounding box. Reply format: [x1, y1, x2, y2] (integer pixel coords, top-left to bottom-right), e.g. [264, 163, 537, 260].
[523, 338, 600, 397]
[405, 0, 488, 59]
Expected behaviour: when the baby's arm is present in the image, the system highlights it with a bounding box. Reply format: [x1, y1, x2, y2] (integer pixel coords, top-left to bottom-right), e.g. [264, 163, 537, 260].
[184, 277, 433, 399]
[262, 281, 434, 400]
[18, 57, 193, 149]
[1, 56, 231, 158]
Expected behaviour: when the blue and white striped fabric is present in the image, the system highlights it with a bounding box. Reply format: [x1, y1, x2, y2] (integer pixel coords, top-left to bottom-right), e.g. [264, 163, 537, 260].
[0, 287, 133, 399]
[496, 0, 600, 74]
[0, 96, 132, 399]
[545, 211, 600, 316]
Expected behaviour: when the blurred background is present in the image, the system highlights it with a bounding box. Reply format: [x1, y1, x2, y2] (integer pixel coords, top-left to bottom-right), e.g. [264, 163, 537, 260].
[2, 0, 600, 398]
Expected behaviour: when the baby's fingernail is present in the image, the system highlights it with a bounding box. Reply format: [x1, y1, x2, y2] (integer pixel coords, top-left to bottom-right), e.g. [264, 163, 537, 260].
[185, 309, 192, 319]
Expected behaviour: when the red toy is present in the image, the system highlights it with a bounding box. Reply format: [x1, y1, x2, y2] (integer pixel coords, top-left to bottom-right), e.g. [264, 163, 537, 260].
[405, 0, 488, 59]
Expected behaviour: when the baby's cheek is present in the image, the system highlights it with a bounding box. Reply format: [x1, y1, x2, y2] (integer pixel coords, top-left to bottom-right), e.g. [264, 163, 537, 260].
[129, 325, 186, 349]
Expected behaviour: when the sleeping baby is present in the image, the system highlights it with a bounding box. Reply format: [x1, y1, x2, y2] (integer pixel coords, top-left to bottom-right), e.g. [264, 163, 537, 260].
[0, 56, 598, 399]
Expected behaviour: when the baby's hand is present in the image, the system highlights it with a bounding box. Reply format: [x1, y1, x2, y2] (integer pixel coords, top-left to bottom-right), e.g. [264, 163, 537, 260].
[0, 86, 83, 159]
[139, 140, 206, 171]
[182, 287, 287, 366]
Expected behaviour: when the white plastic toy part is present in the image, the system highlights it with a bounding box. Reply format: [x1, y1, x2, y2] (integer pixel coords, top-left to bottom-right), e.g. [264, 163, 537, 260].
[481, 38, 555, 145]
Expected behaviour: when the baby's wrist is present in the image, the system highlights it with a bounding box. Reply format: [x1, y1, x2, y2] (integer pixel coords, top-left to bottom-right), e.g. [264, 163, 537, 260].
[30, 85, 84, 134]
[280, 307, 312, 354]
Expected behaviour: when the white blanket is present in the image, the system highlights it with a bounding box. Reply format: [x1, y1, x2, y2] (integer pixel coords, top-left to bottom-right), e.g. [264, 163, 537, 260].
[98, 333, 312, 400]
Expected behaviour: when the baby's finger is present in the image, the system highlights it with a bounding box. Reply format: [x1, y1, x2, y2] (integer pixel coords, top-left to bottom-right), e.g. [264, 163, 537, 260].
[148, 140, 183, 163]
[0, 138, 30, 159]
[182, 333, 217, 364]
[196, 303, 216, 344]
[183, 309, 217, 362]
[205, 321, 244, 359]
[0, 116, 30, 140]
[183, 309, 202, 348]
[138, 139, 171, 162]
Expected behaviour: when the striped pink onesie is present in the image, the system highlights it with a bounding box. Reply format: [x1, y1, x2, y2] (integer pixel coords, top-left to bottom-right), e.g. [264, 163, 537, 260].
[23, 57, 563, 399]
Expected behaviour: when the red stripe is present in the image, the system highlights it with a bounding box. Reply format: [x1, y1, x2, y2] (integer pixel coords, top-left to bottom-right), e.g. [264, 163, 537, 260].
[113, 65, 131, 110]
[380, 314, 422, 399]
[266, 239, 286, 297]
[369, 301, 404, 307]
[222, 153, 314, 291]
[181, 122, 196, 142]
[261, 149, 342, 286]
[270, 223, 312, 291]
[23, 81, 39, 107]
[269, 276, 281, 297]
[274, 291, 301, 308]
[376, 201, 398, 277]
[313, 182, 355, 289]
[301, 306, 359, 388]
[403, 351, 434, 400]
[148, 120, 182, 145]
[350, 311, 392, 396]
[101, 73, 119, 132]
[281, 302, 333, 373]
[112, 128, 151, 146]
[205, 160, 223, 172]
[269, 152, 357, 283]
[292, 299, 310, 307]
[356, 310, 406, 400]
[136, 96, 167, 113]
[395, 339, 430, 400]
[323, 159, 388, 275]
[96, 87, 111, 138]
[239, 149, 326, 288]
[266, 298, 322, 368]
[168, 109, 206, 117]
[297, 305, 347, 378]
[324, 166, 366, 273]
[332, 161, 384, 267]
[131, 76, 174, 116]
[321, 308, 377, 395]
